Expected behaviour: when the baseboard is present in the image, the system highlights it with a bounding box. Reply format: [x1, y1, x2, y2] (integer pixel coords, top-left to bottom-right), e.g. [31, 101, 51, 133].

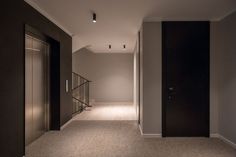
[210, 133, 220, 138]
[60, 118, 73, 130]
[139, 124, 162, 138]
[218, 134, 236, 149]
[210, 133, 236, 149]
[138, 124, 143, 135]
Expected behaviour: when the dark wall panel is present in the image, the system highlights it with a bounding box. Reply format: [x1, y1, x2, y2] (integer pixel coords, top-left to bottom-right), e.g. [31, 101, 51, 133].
[0, 1, 24, 156]
[22, 2, 73, 127]
[0, 1, 72, 157]
[59, 36, 73, 125]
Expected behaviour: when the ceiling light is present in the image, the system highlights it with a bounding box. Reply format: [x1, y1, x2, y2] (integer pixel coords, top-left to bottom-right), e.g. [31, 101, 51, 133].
[123, 44, 126, 49]
[109, 45, 111, 49]
[93, 13, 96, 23]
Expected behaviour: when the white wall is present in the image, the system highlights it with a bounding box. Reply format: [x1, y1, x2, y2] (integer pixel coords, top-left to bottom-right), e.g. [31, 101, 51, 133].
[210, 23, 220, 134]
[133, 39, 140, 119]
[140, 22, 162, 134]
[211, 11, 236, 144]
[72, 35, 87, 53]
[73, 48, 134, 103]
[133, 44, 137, 106]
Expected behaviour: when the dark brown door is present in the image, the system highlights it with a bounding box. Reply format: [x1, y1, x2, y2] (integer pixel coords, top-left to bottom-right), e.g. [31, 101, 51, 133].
[162, 22, 209, 137]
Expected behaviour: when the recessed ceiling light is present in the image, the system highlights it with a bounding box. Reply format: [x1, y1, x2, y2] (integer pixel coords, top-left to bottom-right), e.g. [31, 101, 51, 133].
[93, 13, 96, 23]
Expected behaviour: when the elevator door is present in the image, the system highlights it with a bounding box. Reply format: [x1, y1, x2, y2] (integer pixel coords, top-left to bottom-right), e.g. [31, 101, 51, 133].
[25, 35, 49, 146]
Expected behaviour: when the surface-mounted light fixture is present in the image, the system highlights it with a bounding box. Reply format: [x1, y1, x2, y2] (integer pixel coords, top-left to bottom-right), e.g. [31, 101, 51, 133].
[109, 45, 111, 49]
[123, 44, 126, 49]
[93, 13, 96, 23]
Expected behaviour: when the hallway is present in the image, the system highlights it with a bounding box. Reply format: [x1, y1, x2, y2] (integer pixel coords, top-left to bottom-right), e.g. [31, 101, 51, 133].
[25, 104, 236, 157]
[73, 103, 136, 121]
[2, 1, 236, 157]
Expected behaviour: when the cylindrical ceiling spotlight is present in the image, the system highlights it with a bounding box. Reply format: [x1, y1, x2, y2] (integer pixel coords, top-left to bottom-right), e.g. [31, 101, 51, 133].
[93, 13, 96, 23]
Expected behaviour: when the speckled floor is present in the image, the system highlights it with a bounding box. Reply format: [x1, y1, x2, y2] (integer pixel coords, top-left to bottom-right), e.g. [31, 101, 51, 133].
[26, 120, 236, 157]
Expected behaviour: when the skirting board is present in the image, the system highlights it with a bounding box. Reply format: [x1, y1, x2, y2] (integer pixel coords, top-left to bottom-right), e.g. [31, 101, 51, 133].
[211, 133, 236, 149]
[139, 124, 162, 138]
[138, 129, 236, 148]
[60, 118, 73, 130]
[210, 134, 220, 138]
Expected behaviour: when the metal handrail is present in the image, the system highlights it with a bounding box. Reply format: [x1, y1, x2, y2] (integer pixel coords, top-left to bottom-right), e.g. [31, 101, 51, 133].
[72, 72, 91, 115]
[72, 97, 85, 115]
[72, 80, 91, 91]
[72, 72, 91, 82]
[72, 96, 91, 107]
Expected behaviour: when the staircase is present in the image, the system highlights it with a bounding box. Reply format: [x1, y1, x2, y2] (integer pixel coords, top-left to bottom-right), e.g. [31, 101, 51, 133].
[72, 72, 91, 115]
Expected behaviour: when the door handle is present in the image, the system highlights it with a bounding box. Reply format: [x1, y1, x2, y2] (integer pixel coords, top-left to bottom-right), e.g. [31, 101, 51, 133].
[168, 87, 174, 91]
[168, 87, 174, 101]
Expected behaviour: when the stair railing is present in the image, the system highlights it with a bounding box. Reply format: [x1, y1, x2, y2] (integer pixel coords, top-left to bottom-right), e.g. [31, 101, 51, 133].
[72, 72, 91, 115]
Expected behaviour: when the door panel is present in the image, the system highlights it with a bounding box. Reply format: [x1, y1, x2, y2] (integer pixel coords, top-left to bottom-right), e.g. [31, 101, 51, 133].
[162, 22, 209, 137]
[32, 39, 46, 140]
[25, 37, 33, 145]
[25, 35, 49, 146]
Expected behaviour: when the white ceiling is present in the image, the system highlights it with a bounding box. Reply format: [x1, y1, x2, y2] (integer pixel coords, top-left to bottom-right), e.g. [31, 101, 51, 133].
[26, 0, 236, 53]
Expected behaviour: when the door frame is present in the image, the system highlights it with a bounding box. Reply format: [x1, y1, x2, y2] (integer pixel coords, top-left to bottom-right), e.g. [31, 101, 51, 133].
[138, 31, 141, 124]
[162, 22, 167, 137]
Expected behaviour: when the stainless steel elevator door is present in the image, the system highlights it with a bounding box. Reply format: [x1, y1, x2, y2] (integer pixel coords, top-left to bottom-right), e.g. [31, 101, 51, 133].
[25, 35, 49, 146]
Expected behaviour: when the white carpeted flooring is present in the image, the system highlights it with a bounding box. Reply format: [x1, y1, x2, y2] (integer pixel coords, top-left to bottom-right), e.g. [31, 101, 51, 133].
[25, 103, 236, 157]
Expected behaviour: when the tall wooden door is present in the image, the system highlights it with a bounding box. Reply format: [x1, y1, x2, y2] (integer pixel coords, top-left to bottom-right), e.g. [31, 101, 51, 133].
[162, 22, 210, 137]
